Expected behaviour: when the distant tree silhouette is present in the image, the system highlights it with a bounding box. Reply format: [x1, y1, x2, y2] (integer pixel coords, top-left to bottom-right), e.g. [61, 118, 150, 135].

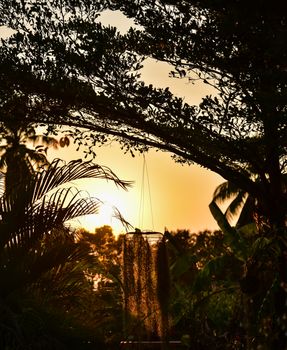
[0, 121, 58, 192]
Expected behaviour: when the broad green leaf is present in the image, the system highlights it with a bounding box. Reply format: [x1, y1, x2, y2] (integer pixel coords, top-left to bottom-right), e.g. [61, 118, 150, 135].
[209, 201, 248, 260]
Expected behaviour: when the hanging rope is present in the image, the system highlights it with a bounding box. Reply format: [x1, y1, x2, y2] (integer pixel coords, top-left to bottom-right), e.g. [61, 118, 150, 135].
[138, 153, 154, 230]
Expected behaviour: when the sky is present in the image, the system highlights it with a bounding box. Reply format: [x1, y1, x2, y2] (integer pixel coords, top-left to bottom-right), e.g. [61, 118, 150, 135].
[0, 12, 225, 235]
[48, 10, 224, 235]
[51, 143, 223, 235]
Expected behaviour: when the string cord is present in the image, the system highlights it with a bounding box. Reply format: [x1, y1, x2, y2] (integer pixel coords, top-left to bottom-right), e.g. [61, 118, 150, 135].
[138, 153, 154, 230]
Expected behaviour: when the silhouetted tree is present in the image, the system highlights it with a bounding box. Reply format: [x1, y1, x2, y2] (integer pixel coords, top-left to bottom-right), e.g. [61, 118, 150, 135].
[0, 157, 130, 349]
[0, 1, 285, 222]
[0, 121, 59, 193]
[0, 1, 286, 345]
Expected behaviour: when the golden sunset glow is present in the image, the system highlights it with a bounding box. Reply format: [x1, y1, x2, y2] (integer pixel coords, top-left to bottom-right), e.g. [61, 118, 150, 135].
[50, 71, 222, 235]
[45, 10, 224, 235]
[1, 3, 284, 347]
[51, 143, 223, 235]
[1, 14, 224, 236]
[77, 190, 137, 233]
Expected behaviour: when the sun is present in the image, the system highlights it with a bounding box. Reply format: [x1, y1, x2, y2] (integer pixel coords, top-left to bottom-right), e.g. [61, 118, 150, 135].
[81, 204, 116, 233]
[76, 185, 138, 235]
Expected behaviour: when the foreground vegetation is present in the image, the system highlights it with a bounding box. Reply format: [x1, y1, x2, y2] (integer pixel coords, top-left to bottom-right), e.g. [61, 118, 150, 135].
[0, 123, 129, 348]
[0, 122, 284, 349]
[0, 123, 274, 348]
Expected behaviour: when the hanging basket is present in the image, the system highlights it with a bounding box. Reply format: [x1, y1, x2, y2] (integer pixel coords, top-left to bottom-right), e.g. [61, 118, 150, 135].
[122, 230, 172, 347]
[125, 230, 163, 244]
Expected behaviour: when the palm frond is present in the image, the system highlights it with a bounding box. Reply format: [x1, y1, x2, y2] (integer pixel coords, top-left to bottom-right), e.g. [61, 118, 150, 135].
[213, 181, 243, 203]
[3, 188, 101, 255]
[0, 159, 129, 253]
[28, 243, 91, 283]
[36, 189, 101, 227]
[32, 159, 132, 203]
[236, 195, 256, 229]
[209, 201, 248, 260]
[225, 191, 248, 221]
[0, 238, 94, 297]
[0, 142, 131, 315]
[112, 206, 133, 232]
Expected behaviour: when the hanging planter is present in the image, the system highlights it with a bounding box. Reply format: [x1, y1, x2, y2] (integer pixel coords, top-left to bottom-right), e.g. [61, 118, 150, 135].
[122, 231, 171, 349]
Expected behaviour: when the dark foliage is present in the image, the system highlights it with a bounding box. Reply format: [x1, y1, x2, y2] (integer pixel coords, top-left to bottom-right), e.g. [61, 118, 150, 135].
[0, 0, 286, 346]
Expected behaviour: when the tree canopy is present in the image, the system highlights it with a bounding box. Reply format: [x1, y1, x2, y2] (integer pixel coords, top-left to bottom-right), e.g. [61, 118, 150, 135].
[0, 1, 286, 222]
[2, 3, 286, 343]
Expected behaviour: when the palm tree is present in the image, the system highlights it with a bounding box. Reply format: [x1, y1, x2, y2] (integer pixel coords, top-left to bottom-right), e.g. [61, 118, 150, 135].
[212, 180, 255, 229]
[211, 171, 287, 232]
[0, 121, 59, 193]
[0, 157, 131, 348]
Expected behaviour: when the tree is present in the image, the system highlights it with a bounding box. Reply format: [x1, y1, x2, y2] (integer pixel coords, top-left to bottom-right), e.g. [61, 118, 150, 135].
[0, 0, 286, 345]
[0, 158, 130, 348]
[212, 180, 256, 230]
[0, 1, 285, 224]
[0, 121, 59, 192]
[77, 225, 124, 293]
[76, 226, 125, 346]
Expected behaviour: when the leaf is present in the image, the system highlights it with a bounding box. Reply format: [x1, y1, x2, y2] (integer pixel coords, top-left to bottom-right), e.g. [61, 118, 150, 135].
[192, 255, 243, 292]
[209, 201, 248, 260]
[250, 237, 272, 256]
[170, 253, 197, 278]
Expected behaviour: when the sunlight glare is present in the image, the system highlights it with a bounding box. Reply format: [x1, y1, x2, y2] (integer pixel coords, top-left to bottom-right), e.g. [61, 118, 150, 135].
[78, 190, 136, 235]
[82, 204, 113, 233]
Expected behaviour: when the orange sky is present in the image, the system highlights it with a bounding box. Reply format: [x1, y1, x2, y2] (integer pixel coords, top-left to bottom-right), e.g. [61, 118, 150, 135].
[51, 143, 223, 235]
[48, 10, 224, 234]
[1, 13, 225, 235]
